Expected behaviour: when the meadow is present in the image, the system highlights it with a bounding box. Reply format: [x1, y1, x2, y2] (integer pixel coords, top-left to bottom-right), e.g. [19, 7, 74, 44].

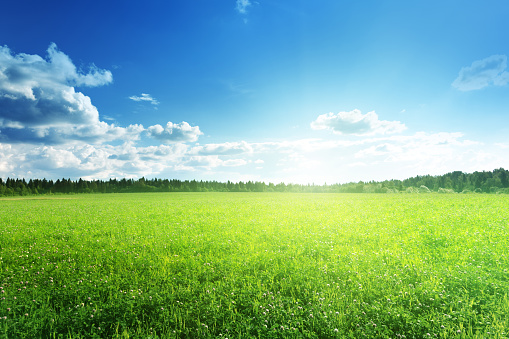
[0, 193, 508, 338]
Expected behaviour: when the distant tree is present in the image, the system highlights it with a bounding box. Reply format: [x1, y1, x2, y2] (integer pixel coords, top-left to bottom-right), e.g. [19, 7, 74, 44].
[419, 185, 431, 193]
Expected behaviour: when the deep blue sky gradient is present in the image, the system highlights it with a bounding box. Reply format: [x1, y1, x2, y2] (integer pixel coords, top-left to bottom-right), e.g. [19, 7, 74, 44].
[1, 1, 508, 182]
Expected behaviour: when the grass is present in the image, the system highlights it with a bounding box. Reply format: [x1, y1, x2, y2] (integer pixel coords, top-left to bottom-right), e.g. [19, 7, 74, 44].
[0, 193, 508, 338]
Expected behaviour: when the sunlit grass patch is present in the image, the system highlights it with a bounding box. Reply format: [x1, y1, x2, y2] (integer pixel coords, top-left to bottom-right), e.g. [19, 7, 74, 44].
[1, 193, 508, 338]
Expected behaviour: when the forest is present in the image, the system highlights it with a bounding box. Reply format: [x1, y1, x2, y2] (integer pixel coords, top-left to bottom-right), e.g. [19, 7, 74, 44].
[1, 168, 508, 196]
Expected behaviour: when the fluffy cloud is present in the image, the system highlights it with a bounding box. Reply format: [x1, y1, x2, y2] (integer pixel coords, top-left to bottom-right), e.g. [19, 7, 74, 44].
[0, 142, 190, 179]
[0, 43, 112, 93]
[146, 121, 202, 144]
[1, 42, 505, 183]
[129, 93, 159, 106]
[0, 143, 17, 174]
[452, 55, 509, 91]
[0, 44, 201, 146]
[310, 109, 406, 136]
[0, 120, 144, 145]
[0, 44, 148, 144]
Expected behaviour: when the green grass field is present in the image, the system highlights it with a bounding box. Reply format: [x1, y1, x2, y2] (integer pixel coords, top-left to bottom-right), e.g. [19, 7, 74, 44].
[0, 193, 508, 338]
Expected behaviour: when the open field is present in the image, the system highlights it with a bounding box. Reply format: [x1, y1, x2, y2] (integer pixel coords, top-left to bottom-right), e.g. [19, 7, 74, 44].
[0, 193, 508, 338]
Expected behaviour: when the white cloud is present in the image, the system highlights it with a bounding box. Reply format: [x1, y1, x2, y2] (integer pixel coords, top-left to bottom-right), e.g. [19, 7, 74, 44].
[0, 44, 202, 146]
[190, 141, 252, 155]
[236, 0, 252, 14]
[493, 71, 509, 86]
[184, 156, 224, 169]
[183, 155, 248, 170]
[129, 93, 159, 106]
[223, 159, 248, 167]
[452, 54, 509, 91]
[0, 43, 112, 97]
[310, 109, 406, 136]
[0, 142, 192, 180]
[0, 44, 146, 144]
[0, 143, 16, 173]
[350, 132, 487, 179]
[45, 43, 113, 87]
[247, 132, 495, 184]
[146, 121, 202, 144]
[1, 131, 507, 185]
[32, 146, 82, 169]
[101, 115, 116, 121]
[0, 42, 506, 184]
[354, 143, 402, 158]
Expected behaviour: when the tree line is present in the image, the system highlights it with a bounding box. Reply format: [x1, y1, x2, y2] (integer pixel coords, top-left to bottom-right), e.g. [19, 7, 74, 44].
[1, 168, 509, 197]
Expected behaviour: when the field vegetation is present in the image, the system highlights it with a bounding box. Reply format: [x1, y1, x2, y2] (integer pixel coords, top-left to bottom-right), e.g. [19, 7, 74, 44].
[1, 168, 509, 196]
[0, 193, 508, 338]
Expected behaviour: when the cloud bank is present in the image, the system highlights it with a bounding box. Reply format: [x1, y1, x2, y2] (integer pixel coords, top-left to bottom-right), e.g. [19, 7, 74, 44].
[1, 44, 505, 184]
[310, 109, 406, 136]
[0, 44, 201, 146]
[2, 130, 504, 185]
[452, 55, 509, 91]
[0, 44, 138, 144]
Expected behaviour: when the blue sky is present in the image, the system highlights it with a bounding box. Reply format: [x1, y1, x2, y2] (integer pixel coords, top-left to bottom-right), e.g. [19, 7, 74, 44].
[1, 0, 508, 184]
